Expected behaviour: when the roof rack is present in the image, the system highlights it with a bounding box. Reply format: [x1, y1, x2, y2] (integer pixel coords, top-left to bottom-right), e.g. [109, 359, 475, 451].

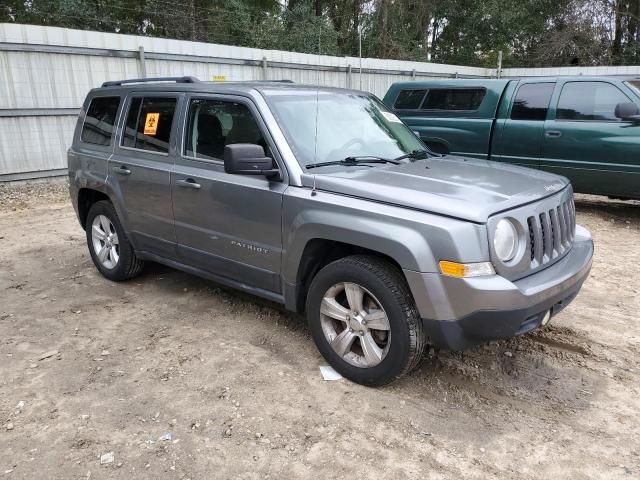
[101, 76, 200, 87]
[212, 79, 294, 84]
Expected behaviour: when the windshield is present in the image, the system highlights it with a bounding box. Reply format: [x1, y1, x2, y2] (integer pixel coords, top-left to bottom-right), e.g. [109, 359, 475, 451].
[264, 90, 424, 168]
[627, 80, 640, 97]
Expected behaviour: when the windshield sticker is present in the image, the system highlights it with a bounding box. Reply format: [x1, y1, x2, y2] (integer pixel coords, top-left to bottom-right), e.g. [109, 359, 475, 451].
[381, 111, 402, 123]
[144, 113, 160, 135]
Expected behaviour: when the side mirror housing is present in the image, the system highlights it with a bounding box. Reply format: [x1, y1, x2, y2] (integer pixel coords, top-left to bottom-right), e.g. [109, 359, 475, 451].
[224, 144, 280, 179]
[614, 102, 640, 122]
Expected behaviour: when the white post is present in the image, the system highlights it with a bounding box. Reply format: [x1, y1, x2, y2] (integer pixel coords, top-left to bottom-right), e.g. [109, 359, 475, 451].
[138, 46, 147, 78]
[497, 50, 503, 78]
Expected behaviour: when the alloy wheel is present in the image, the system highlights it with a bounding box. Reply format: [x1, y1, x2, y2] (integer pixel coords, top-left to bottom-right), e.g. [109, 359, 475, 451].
[91, 214, 120, 269]
[319, 282, 391, 368]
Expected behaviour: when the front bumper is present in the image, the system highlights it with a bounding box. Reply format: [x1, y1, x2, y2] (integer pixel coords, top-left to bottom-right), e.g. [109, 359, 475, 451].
[404, 225, 594, 350]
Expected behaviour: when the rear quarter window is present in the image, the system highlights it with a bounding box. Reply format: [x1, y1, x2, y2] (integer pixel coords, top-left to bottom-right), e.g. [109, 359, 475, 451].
[81, 96, 121, 146]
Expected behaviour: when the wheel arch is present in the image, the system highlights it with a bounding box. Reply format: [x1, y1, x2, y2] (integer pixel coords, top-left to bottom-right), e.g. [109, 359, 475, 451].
[77, 188, 111, 230]
[285, 232, 432, 314]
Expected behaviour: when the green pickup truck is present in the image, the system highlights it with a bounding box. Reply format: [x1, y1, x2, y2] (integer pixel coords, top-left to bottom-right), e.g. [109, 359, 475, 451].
[383, 77, 640, 199]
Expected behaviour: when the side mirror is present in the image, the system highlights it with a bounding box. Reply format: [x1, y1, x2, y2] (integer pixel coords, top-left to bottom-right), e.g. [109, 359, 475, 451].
[224, 144, 280, 179]
[614, 102, 640, 122]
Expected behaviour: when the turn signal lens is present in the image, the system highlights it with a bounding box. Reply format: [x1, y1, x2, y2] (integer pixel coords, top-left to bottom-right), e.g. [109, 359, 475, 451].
[439, 261, 495, 278]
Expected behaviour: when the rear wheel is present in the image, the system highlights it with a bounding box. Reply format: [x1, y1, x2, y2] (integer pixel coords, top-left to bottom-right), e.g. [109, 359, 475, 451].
[306, 255, 426, 386]
[85, 200, 144, 281]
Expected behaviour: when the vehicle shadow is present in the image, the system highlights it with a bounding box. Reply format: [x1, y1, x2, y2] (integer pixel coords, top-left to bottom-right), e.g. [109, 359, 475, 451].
[574, 194, 640, 224]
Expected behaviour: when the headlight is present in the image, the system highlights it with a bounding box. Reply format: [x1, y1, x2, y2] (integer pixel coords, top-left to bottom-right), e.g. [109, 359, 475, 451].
[494, 218, 518, 262]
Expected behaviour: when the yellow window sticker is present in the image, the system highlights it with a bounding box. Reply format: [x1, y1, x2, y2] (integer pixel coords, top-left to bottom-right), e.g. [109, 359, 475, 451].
[144, 113, 160, 135]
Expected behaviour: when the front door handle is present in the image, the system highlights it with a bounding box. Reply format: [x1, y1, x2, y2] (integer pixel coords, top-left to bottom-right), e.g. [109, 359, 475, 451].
[176, 178, 201, 189]
[113, 165, 131, 175]
[545, 130, 562, 138]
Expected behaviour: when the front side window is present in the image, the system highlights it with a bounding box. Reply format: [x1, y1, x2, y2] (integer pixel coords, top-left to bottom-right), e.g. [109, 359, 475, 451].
[81, 96, 120, 146]
[394, 89, 426, 109]
[265, 90, 423, 168]
[511, 83, 555, 121]
[184, 99, 267, 161]
[422, 88, 486, 111]
[557, 82, 631, 121]
[122, 97, 177, 153]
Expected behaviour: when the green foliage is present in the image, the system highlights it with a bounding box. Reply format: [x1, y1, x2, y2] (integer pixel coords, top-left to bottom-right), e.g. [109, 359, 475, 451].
[3, 0, 639, 67]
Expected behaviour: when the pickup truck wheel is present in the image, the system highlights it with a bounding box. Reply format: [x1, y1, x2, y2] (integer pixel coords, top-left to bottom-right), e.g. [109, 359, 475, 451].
[306, 255, 426, 386]
[85, 200, 144, 281]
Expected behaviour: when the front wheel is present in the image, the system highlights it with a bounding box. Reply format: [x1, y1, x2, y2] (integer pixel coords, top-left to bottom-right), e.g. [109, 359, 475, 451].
[306, 255, 426, 386]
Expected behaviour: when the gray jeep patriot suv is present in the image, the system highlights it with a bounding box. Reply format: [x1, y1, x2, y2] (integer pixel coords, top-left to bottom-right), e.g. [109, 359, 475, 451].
[68, 77, 594, 386]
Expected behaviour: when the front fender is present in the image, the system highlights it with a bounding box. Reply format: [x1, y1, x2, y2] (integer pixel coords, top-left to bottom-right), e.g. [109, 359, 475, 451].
[283, 209, 435, 284]
[282, 188, 490, 286]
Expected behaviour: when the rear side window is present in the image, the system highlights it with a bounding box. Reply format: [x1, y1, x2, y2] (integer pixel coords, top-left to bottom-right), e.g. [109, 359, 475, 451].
[394, 89, 426, 109]
[81, 96, 120, 146]
[557, 82, 631, 121]
[422, 88, 486, 111]
[511, 83, 555, 121]
[122, 97, 177, 154]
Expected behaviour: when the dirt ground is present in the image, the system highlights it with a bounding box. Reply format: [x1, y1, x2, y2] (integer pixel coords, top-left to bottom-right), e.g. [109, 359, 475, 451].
[1, 181, 639, 480]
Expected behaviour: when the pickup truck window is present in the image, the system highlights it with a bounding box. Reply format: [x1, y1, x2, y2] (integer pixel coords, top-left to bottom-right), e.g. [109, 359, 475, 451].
[511, 83, 555, 121]
[393, 88, 486, 111]
[421, 88, 486, 111]
[394, 89, 427, 109]
[184, 99, 267, 161]
[557, 82, 631, 121]
[81, 96, 120, 146]
[122, 97, 177, 154]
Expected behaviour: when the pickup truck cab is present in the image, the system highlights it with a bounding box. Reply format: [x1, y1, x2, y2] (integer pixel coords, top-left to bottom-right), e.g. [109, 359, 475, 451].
[384, 77, 640, 199]
[69, 78, 593, 386]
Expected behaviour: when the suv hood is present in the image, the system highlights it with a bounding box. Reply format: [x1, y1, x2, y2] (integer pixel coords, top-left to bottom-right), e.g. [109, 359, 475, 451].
[301, 156, 569, 223]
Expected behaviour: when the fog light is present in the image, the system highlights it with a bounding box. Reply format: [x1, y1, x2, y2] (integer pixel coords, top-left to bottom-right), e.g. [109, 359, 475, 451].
[541, 311, 551, 326]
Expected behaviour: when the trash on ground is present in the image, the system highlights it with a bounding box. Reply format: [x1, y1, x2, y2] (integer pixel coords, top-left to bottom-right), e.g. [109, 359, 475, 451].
[100, 452, 114, 465]
[320, 365, 342, 381]
[38, 350, 58, 361]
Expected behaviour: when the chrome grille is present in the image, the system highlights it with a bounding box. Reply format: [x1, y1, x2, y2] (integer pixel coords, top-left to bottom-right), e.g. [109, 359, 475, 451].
[526, 196, 576, 267]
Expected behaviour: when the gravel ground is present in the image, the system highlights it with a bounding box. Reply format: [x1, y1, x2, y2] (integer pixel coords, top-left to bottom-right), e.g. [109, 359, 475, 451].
[0, 182, 639, 479]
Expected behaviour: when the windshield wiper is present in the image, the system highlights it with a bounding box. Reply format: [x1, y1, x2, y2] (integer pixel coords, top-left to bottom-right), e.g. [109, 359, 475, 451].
[393, 149, 431, 161]
[306, 156, 401, 170]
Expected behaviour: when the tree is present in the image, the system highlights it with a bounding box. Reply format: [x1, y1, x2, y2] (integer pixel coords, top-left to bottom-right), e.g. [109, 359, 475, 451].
[3, 0, 639, 67]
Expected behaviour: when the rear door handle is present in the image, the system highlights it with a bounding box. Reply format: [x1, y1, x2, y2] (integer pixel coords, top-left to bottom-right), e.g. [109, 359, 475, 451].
[112, 165, 131, 175]
[176, 178, 201, 189]
[545, 130, 562, 138]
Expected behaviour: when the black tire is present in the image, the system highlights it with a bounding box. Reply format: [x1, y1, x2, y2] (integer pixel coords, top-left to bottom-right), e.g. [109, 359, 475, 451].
[306, 255, 426, 386]
[85, 200, 144, 281]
